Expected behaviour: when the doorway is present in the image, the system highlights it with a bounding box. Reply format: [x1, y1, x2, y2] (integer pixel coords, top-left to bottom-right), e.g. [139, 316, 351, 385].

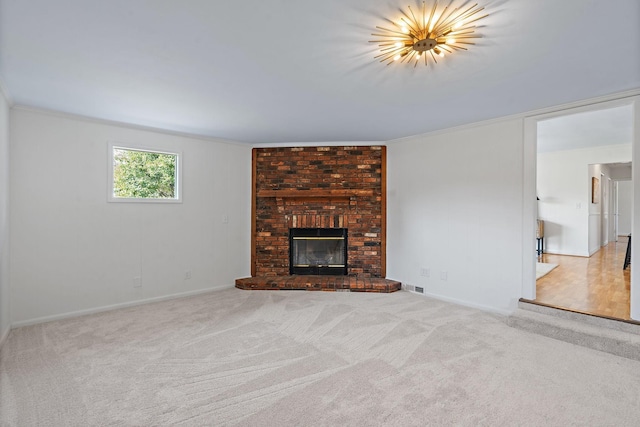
[522, 96, 639, 321]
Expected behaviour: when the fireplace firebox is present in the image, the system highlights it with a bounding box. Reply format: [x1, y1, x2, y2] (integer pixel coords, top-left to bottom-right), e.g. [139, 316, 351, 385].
[289, 228, 347, 275]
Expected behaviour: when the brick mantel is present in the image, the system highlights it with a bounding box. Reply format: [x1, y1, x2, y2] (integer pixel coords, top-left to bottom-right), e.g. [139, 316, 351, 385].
[257, 189, 375, 198]
[251, 146, 386, 278]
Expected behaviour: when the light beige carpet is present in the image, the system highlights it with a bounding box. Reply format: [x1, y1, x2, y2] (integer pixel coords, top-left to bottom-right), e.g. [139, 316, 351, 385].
[2, 288, 640, 426]
[536, 262, 559, 279]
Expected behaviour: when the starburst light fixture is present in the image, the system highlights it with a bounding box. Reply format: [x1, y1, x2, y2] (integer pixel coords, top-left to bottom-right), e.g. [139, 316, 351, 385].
[371, 1, 488, 67]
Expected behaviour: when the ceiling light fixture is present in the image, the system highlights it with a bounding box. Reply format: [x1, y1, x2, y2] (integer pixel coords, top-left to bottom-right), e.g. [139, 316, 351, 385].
[371, 1, 488, 67]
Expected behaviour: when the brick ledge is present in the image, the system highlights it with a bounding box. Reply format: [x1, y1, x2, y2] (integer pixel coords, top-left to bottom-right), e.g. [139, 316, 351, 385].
[235, 276, 401, 293]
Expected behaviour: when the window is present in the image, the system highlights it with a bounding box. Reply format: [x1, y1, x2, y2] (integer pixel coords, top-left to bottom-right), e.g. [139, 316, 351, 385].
[108, 143, 182, 203]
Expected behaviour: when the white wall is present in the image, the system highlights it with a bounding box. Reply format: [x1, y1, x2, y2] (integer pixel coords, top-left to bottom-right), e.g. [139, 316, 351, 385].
[0, 89, 10, 345]
[537, 144, 631, 256]
[387, 119, 524, 314]
[10, 109, 251, 325]
[610, 165, 632, 180]
[617, 180, 633, 236]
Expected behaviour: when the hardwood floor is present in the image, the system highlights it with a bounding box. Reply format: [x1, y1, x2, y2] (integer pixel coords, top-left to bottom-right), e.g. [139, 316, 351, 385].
[535, 236, 631, 320]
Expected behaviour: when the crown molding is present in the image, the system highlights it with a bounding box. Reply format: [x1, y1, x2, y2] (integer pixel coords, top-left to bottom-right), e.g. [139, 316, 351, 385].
[251, 140, 385, 148]
[11, 104, 250, 147]
[0, 78, 14, 106]
[9, 87, 639, 147]
[387, 88, 640, 145]
[11, 104, 384, 148]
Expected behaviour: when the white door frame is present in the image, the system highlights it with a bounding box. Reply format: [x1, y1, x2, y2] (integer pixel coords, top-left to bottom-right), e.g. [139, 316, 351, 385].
[601, 172, 607, 248]
[522, 93, 640, 320]
[608, 177, 615, 243]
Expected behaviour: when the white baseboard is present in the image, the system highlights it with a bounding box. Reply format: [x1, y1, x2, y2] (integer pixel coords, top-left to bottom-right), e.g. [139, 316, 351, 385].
[0, 325, 10, 349]
[403, 288, 512, 317]
[542, 251, 589, 257]
[11, 284, 235, 328]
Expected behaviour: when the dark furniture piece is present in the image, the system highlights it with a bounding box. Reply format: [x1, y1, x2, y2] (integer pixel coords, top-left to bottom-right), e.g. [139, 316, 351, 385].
[536, 220, 544, 256]
[624, 234, 631, 270]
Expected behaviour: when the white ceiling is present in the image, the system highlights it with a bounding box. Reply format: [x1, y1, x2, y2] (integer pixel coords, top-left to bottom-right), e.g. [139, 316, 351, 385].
[1, 0, 639, 143]
[537, 104, 634, 153]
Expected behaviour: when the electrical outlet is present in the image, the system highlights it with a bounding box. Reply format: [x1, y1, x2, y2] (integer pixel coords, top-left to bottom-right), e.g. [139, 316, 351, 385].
[185, 270, 192, 280]
[415, 286, 424, 294]
[440, 271, 448, 281]
[133, 277, 141, 288]
[420, 267, 430, 277]
[223, 215, 229, 224]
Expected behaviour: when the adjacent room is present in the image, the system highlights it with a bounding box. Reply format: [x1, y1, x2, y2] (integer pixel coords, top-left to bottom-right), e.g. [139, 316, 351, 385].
[534, 105, 634, 319]
[1, 0, 640, 425]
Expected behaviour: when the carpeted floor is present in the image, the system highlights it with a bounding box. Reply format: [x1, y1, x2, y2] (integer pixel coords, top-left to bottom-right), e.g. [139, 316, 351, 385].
[536, 262, 558, 279]
[2, 288, 640, 426]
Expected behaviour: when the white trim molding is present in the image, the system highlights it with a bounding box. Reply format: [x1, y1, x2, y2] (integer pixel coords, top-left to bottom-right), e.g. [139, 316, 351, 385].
[0, 78, 14, 106]
[11, 104, 246, 147]
[388, 88, 640, 146]
[631, 95, 640, 321]
[0, 325, 10, 350]
[11, 285, 235, 328]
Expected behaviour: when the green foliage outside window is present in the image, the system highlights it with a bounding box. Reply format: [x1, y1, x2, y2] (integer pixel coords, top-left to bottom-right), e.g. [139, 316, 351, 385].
[113, 148, 177, 199]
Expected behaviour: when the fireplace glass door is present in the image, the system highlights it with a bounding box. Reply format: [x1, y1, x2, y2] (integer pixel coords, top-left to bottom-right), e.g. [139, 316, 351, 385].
[289, 228, 347, 275]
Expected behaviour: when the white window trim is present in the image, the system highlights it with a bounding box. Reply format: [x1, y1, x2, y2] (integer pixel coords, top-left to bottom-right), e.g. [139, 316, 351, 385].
[108, 142, 183, 203]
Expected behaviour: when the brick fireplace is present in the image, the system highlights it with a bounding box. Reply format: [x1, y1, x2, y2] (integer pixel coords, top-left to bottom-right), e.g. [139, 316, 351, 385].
[236, 145, 399, 292]
[251, 146, 386, 278]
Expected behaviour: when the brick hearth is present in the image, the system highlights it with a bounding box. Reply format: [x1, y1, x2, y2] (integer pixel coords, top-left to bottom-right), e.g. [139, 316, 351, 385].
[235, 276, 401, 293]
